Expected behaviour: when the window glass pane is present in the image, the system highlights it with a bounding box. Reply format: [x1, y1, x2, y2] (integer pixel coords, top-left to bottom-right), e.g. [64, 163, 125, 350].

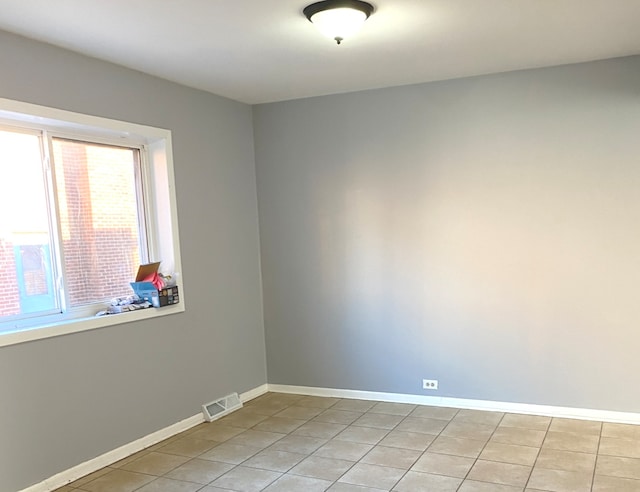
[52, 138, 144, 307]
[0, 130, 59, 318]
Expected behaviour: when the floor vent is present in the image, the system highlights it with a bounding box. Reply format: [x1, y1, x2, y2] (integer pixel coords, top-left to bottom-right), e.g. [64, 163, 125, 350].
[202, 392, 243, 422]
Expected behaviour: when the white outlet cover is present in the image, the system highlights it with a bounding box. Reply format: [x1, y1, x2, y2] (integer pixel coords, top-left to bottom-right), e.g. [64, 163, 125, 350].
[423, 379, 438, 390]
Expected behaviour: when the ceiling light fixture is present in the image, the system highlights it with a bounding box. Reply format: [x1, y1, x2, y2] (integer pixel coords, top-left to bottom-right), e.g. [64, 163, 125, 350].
[303, 0, 374, 45]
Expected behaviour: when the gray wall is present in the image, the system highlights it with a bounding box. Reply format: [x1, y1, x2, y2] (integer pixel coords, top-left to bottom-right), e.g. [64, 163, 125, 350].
[254, 56, 640, 413]
[0, 31, 266, 491]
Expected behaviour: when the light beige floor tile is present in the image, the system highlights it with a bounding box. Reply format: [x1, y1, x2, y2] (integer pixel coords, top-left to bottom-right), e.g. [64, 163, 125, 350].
[467, 460, 531, 487]
[453, 409, 504, 426]
[338, 462, 405, 489]
[156, 436, 219, 457]
[189, 424, 245, 442]
[210, 466, 282, 491]
[52, 486, 74, 492]
[184, 422, 209, 435]
[253, 416, 307, 434]
[289, 455, 355, 481]
[164, 458, 234, 483]
[79, 469, 155, 492]
[314, 440, 374, 461]
[393, 470, 462, 491]
[592, 474, 640, 491]
[275, 406, 324, 420]
[328, 483, 386, 491]
[243, 449, 307, 472]
[109, 450, 150, 468]
[199, 487, 243, 492]
[295, 396, 341, 409]
[147, 435, 182, 451]
[353, 413, 404, 430]
[243, 402, 290, 417]
[227, 429, 286, 449]
[293, 421, 347, 439]
[535, 448, 596, 473]
[332, 400, 377, 413]
[479, 441, 539, 466]
[223, 407, 269, 419]
[360, 445, 421, 470]
[219, 411, 270, 429]
[120, 451, 189, 475]
[199, 442, 261, 464]
[335, 426, 389, 445]
[409, 406, 458, 421]
[263, 473, 333, 491]
[70, 467, 112, 487]
[243, 396, 285, 409]
[441, 420, 496, 441]
[411, 452, 475, 478]
[134, 477, 203, 492]
[597, 455, 640, 480]
[600, 437, 640, 459]
[368, 402, 416, 416]
[542, 431, 600, 453]
[315, 409, 364, 425]
[395, 417, 448, 435]
[427, 436, 486, 458]
[549, 418, 602, 435]
[378, 430, 435, 451]
[527, 467, 592, 492]
[500, 414, 551, 431]
[269, 434, 328, 454]
[459, 480, 523, 491]
[602, 423, 640, 440]
[491, 427, 547, 447]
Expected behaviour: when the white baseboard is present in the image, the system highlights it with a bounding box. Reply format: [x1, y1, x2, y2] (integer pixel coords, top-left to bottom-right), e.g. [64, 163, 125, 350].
[20, 384, 269, 492]
[241, 383, 269, 403]
[268, 384, 640, 425]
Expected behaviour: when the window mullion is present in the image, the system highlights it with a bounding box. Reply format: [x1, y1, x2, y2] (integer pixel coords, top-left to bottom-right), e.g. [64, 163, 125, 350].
[135, 146, 151, 264]
[42, 131, 69, 313]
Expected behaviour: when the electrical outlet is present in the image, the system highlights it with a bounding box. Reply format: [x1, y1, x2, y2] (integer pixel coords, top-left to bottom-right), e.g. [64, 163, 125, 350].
[423, 379, 438, 390]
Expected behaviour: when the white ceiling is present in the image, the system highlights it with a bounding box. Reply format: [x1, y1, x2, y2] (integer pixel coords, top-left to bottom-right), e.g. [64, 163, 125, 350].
[1, 1, 639, 104]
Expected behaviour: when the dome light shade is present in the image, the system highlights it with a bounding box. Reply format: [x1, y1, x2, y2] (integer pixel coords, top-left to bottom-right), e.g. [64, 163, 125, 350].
[304, 0, 374, 45]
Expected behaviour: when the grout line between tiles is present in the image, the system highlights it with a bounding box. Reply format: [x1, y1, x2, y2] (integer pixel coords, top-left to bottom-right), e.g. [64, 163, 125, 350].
[590, 426, 603, 492]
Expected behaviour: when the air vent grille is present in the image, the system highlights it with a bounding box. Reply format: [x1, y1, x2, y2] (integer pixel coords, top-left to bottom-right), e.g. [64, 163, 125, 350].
[202, 392, 243, 422]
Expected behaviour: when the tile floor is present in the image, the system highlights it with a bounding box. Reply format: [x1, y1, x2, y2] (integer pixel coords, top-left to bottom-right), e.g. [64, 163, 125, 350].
[55, 392, 640, 492]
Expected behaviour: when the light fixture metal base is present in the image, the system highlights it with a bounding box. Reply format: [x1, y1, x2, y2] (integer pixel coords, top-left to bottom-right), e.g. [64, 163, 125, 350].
[303, 0, 375, 21]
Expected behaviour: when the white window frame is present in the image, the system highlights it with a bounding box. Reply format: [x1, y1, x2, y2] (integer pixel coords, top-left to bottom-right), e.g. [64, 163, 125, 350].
[0, 98, 185, 348]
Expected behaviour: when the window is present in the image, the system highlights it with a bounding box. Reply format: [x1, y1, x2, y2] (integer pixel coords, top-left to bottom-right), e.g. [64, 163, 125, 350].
[0, 98, 184, 346]
[53, 138, 146, 307]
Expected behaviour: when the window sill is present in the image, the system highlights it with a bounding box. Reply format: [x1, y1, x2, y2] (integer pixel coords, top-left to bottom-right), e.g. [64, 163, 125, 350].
[0, 302, 185, 348]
